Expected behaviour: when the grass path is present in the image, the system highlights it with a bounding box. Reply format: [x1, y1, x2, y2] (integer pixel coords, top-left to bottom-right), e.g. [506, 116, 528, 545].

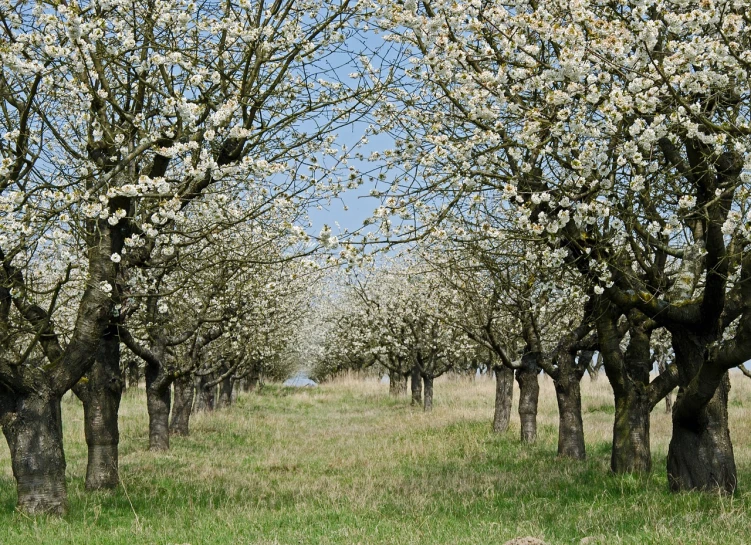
[0, 375, 750, 544]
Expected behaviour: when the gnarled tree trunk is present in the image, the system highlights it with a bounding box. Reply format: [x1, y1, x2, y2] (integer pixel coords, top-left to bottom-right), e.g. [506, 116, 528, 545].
[668, 370, 736, 493]
[74, 326, 122, 490]
[665, 330, 736, 493]
[656, 357, 674, 414]
[170, 374, 194, 436]
[492, 365, 513, 433]
[597, 307, 654, 473]
[516, 356, 539, 443]
[231, 378, 239, 404]
[1, 390, 67, 514]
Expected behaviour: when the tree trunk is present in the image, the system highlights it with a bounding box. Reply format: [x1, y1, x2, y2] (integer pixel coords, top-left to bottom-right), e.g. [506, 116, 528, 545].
[602, 313, 653, 473]
[400, 373, 410, 396]
[410, 365, 422, 406]
[492, 365, 513, 433]
[666, 330, 736, 493]
[195, 374, 216, 411]
[596, 307, 658, 473]
[657, 356, 674, 413]
[611, 391, 651, 473]
[1, 391, 67, 514]
[231, 378, 239, 404]
[126, 358, 140, 390]
[388, 373, 398, 396]
[516, 360, 539, 443]
[217, 375, 232, 409]
[75, 327, 122, 490]
[243, 367, 260, 393]
[389, 370, 408, 397]
[554, 372, 585, 459]
[667, 372, 736, 493]
[145, 363, 170, 451]
[423, 375, 433, 412]
[170, 375, 194, 436]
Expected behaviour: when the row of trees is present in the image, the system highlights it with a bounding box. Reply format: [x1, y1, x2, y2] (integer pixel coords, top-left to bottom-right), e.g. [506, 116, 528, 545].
[310, 263, 476, 411]
[309, 248, 670, 462]
[361, 0, 751, 494]
[0, 0, 381, 514]
[1, 0, 749, 516]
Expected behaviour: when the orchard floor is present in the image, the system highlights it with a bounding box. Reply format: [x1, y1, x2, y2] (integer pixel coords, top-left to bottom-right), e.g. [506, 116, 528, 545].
[1, 375, 751, 545]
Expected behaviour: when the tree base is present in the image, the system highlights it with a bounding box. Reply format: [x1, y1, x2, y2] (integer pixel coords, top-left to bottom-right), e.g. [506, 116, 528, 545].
[85, 444, 119, 490]
[667, 425, 736, 493]
[667, 373, 736, 493]
[16, 473, 68, 515]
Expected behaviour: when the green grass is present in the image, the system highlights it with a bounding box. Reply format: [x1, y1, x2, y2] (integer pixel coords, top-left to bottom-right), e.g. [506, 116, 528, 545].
[0, 375, 750, 544]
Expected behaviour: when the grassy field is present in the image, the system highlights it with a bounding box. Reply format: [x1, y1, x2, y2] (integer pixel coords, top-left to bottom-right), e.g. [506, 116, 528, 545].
[0, 374, 750, 545]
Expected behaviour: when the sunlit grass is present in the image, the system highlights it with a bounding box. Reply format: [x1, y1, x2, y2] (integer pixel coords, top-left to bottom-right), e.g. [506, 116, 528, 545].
[0, 372, 749, 544]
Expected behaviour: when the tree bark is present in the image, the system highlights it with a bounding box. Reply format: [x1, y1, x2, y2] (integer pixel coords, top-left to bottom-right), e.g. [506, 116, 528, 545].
[388, 374, 398, 396]
[195, 374, 216, 411]
[400, 373, 409, 396]
[596, 307, 655, 473]
[1, 390, 67, 514]
[665, 329, 737, 493]
[170, 374, 194, 436]
[126, 358, 140, 390]
[492, 365, 513, 433]
[74, 326, 122, 490]
[217, 374, 233, 409]
[231, 378, 239, 404]
[612, 391, 651, 473]
[516, 356, 539, 443]
[554, 370, 585, 459]
[389, 370, 408, 397]
[667, 371, 736, 493]
[422, 375, 433, 411]
[410, 364, 422, 406]
[145, 363, 170, 451]
[613, 316, 652, 473]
